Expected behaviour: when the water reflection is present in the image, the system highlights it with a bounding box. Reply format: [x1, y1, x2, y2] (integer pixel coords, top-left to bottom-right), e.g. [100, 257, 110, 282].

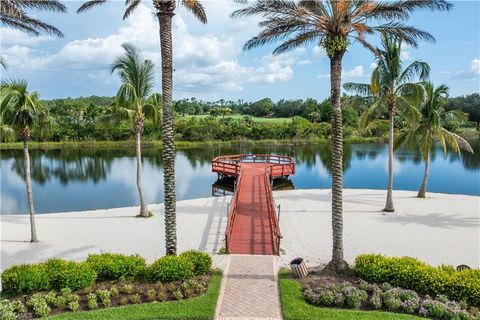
[1, 140, 478, 214]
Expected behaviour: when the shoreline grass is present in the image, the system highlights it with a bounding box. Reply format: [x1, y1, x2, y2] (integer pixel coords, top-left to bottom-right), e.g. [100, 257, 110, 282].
[0, 137, 388, 150]
[278, 272, 421, 320]
[47, 271, 222, 320]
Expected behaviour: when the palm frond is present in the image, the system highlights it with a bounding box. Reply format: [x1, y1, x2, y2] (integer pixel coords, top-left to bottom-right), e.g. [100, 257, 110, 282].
[343, 82, 372, 97]
[181, 0, 207, 23]
[440, 128, 474, 154]
[399, 61, 430, 83]
[77, 0, 108, 13]
[123, 0, 142, 19]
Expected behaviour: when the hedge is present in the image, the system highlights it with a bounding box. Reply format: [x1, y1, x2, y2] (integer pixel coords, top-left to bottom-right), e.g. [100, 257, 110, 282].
[146, 256, 194, 282]
[354, 254, 480, 306]
[179, 251, 212, 275]
[2, 251, 212, 296]
[86, 253, 146, 281]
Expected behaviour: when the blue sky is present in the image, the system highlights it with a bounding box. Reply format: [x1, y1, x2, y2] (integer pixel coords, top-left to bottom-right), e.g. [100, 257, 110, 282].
[0, 0, 479, 102]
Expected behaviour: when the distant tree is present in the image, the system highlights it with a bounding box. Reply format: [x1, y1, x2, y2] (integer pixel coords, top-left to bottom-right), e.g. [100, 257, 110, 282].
[0, 80, 52, 242]
[444, 93, 480, 131]
[395, 82, 473, 198]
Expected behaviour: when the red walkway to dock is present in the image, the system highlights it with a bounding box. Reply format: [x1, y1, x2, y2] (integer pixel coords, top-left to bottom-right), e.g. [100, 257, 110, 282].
[212, 155, 295, 255]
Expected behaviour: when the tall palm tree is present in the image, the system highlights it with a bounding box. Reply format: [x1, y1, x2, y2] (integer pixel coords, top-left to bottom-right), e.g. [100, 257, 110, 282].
[110, 43, 161, 217]
[78, 0, 207, 256]
[0, 80, 51, 242]
[233, 0, 452, 272]
[0, 0, 66, 36]
[344, 34, 428, 212]
[395, 82, 473, 198]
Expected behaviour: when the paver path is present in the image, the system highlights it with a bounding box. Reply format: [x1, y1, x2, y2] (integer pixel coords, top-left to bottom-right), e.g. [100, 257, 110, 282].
[215, 255, 282, 320]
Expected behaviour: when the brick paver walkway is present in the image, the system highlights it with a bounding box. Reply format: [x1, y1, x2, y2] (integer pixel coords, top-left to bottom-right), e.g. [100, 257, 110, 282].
[215, 255, 282, 320]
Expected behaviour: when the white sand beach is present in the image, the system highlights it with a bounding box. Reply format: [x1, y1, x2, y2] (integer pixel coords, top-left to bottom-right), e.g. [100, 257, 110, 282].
[1, 189, 479, 271]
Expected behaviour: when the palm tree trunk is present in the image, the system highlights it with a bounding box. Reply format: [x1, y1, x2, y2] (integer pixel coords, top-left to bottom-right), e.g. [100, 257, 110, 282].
[326, 49, 348, 272]
[135, 117, 149, 217]
[23, 138, 38, 242]
[417, 154, 430, 198]
[384, 106, 395, 212]
[157, 8, 177, 255]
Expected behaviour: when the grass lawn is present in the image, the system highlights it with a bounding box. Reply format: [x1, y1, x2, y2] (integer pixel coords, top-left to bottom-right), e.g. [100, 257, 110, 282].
[48, 271, 222, 320]
[279, 273, 421, 320]
[178, 114, 293, 124]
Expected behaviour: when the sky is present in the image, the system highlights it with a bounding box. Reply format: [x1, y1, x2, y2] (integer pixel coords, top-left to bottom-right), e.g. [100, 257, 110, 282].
[0, 0, 479, 102]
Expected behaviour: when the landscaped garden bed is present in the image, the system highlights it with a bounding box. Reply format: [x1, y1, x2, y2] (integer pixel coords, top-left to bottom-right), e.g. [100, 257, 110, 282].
[0, 251, 217, 319]
[280, 254, 480, 320]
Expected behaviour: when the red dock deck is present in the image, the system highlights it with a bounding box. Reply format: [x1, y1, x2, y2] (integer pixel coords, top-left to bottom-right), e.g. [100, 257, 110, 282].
[212, 155, 295, 255]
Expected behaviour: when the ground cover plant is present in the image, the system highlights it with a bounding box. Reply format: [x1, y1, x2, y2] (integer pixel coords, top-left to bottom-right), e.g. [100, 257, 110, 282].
[0, 251, 213, 319]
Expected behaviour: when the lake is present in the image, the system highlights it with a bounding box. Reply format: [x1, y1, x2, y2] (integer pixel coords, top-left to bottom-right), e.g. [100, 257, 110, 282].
[1, 140, 479, 214]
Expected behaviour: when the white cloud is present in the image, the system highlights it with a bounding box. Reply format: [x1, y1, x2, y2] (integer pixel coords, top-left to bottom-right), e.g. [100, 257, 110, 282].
[249, 49, 305, 84]
[0, 28, 54, 46]
[370, 62, 377, 69]
[318, 65, 365, 79]
[400, 50, 411, 60]
[297, 59, 312, 66]
[452, 58, 480, 80]
[313, 45, 326, 56]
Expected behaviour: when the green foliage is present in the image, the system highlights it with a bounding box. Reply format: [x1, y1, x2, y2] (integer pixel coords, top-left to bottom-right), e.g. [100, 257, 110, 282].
[54, 295, 67, 308]
[1, 263, 50, 294]
[179, 251, 212, 275]
[121, 283, 134, 294]
[146, 289, 157, 302]
[304, 282, 367, 309]
[146, 256, 194, 282]
[354, 254, 480, 306]
[68, 300, 80, 312]
[96, 289, 112, 308]
[110, 285, 119, 297]
[87, 293, 98, 310]
[44, 258, 97, 291]
[86, 253, 146, 281]
[0, 300, 18, 320]
[322, 36, 349, 57]
[27, 294, 51, 318]
[129, 293, 142, 304]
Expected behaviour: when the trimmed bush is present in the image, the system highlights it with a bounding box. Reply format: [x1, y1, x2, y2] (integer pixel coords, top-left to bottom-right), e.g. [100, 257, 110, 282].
[86, 253, 146, 281]
[1, 264, 50, 294]
[44, 258, 96, 291]
[146, 256, 194, 282]
[354, 254, 480, 306]
[180, 250, 212, 275]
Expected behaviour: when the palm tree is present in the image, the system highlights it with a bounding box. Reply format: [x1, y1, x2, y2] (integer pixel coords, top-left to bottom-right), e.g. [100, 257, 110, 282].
[344, 34, 429, 212]
[232, 0, 452, 272]
[0, 56, 6, 70]
[395, 82, 473, 198]
[0, 0, 66, 36]
[78, 0, 207, 256]
[109, 43, 161, 217]
[0, 80, 51, 242]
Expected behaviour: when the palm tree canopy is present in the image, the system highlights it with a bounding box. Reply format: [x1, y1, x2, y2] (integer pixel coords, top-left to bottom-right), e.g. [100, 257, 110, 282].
[232, 0, 452, 55]
[0, 80, 51, 136]
[0, 0, 66, 37]
[77, 0, 207, 23]
[344, 34, 428, 130]
[111, 43, 155, 106]
[395, 81, 473, 159]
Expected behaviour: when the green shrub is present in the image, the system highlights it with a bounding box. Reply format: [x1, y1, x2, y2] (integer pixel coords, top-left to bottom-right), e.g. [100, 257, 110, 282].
[68, 300, 80, 312]
[370, 289, 383, 309]
[1, 264, 49, 294]
[86, 253, 146, 281]
[179, 250, 212, 275]
[146, 289, 157, 302]
[146, 256, 194, 282]
[27, 294, 51, 318]
[119, 297, 128, 305]
[96, 289, 112, 308]
[87, 293, 98, 310]
[120, 283, 133, 294]
[129, 294, 142, 304]
[54, 296, 66, 308]
[0, 300, 17, 320]
[343, 287, 368, 309]
[110, 285, 119, 297]
[44, 258, 96, 291]
[354, 254, 480, 306]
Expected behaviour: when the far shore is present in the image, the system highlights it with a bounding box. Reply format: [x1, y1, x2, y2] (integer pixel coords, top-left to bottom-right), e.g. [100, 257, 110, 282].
[0, 137, 388, 150]
[1, 189, 478, 271]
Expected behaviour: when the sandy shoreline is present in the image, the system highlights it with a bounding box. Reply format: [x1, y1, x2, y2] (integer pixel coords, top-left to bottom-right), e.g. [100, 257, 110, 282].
[1, 189, 479, 271]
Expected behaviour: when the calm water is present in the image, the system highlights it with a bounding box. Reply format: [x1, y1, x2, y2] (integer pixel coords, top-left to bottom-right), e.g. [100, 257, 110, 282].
[1, 141, 479, 214]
